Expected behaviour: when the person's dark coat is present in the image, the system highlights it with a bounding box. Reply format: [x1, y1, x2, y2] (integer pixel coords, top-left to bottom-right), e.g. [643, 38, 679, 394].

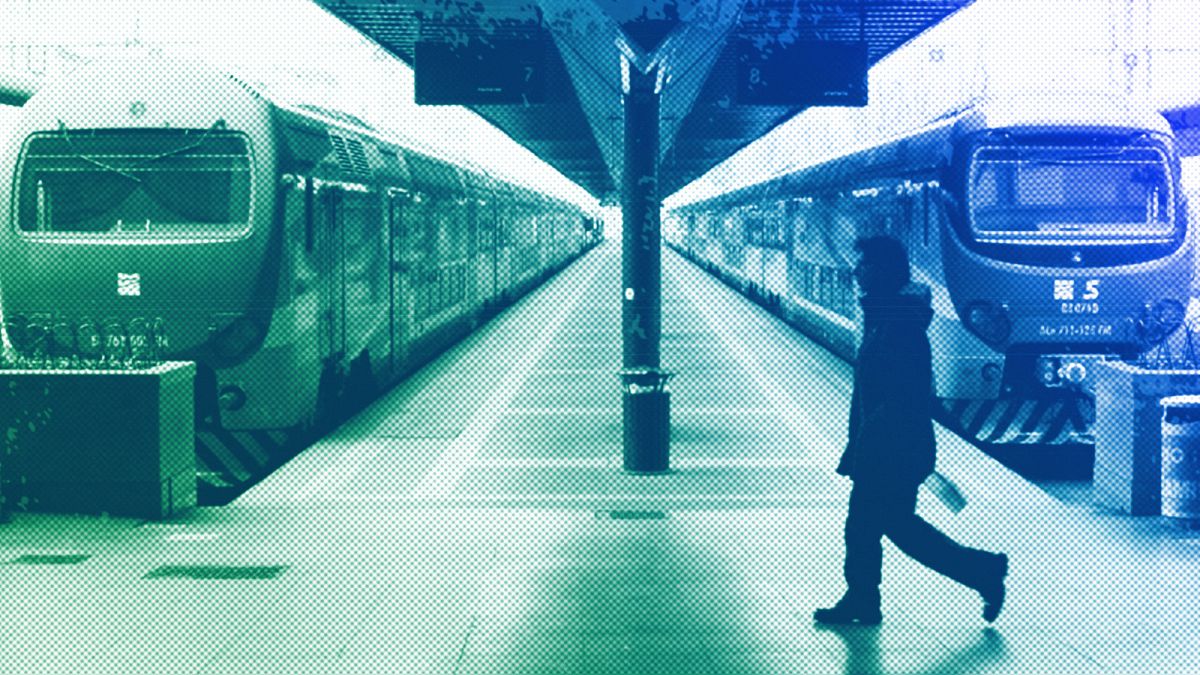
[837, 282, 937, 486]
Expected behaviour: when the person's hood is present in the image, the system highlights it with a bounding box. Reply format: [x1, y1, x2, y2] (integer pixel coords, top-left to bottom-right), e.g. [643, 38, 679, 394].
[859, 282, 933, 330]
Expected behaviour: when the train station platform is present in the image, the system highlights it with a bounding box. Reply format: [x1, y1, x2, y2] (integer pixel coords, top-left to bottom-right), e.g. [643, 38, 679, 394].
[1, 241, 1197, 675]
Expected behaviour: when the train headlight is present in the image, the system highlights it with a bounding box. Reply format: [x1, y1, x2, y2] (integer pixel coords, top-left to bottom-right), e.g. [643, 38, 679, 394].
[103, 321, 128, 366]
[5, 315, 28, 353]
[151, 317, 169, 356]
[1037, 357, 1061, 386]
[1059, 361, 1087, 385]
[24, 322, 47, 361]
[77, 321, 102, 361]
[128, 317, 151, 364]
[50, 321, 74, 363]
[964, 301, 1012, 347]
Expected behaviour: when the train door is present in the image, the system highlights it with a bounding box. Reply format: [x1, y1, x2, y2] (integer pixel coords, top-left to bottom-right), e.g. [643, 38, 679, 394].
[323, 186, 347, 364]
[477, 196, 497, 307]
[534, 204, 544, 274]
[387, 190, 408, 373]
[467, 195, 480, 310]
[314, 185, 333, 363]
[491, 200, 502, 303]
[309, 183, 346, 428]
[386, 192, 397, 373]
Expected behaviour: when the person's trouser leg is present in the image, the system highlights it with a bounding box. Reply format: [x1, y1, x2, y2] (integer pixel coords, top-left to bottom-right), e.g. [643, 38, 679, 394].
[881, 483, 1000, 590]
[815, 480, 884, 623]
[843, 481, 885, 595]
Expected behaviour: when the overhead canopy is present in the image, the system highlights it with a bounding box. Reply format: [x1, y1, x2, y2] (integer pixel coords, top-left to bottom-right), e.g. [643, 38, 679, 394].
[313, 0, 975, 201]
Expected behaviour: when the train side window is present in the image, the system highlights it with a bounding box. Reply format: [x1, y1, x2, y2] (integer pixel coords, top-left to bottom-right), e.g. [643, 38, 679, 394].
[478, 206, 495, 251]
[901, 189, 914, 238]
[304, 176, 314, 252]
[324, 187, 341, 226]
[922, 186, 930, 247]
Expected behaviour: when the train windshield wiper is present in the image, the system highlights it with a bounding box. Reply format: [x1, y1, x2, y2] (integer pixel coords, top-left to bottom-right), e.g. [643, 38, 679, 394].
[1020, 148, 1137, 164]
[1026, 133, 1157, 162]
[56, 119, 141, 183]
[1019, 157, 1103, 167]
[987, 131, 1158, 165]
[141, 119, 226, 164]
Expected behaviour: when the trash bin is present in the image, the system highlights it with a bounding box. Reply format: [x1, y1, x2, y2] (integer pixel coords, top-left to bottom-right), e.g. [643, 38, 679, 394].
[619, 368, 674, 474]
[1161, 395, 1200, 524]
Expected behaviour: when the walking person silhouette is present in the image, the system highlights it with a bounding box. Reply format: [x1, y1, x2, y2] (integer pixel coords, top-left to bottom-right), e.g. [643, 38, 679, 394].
[814, 235, 1008, 625]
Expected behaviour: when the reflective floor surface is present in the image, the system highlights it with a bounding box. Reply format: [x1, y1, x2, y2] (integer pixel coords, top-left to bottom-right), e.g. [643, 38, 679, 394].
[2, 243, 1197, 674]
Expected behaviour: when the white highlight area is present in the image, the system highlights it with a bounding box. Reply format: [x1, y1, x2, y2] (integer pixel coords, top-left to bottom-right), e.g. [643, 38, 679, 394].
[0, 0, 597, 209]
[665, 0, 1200, 209]
[411, 247, 613, 499]
[670, 256, 829, 449]
[293, 441, 392, 502]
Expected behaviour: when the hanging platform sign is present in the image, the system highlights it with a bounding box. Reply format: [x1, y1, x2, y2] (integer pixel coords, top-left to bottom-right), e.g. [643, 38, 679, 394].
[414, 36, 547, 105]
[735, 39, 868, 107]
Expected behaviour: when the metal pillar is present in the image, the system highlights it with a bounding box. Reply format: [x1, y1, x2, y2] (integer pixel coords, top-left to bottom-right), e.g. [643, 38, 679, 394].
[620, 64, 671, 474]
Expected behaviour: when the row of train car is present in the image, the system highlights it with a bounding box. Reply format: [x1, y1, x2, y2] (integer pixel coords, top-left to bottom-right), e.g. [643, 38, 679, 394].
[0, 55, 603, 500]
[2, 54, 1197, 496]
[664, 97, 1195, 456]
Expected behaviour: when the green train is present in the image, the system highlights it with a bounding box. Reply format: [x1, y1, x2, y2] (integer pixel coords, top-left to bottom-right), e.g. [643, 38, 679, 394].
[0, 54, 602, 497]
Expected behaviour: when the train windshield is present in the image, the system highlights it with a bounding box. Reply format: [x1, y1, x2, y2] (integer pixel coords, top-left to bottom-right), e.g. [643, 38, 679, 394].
[967, 143, 1174, 246]
[15, 128, 252, 237]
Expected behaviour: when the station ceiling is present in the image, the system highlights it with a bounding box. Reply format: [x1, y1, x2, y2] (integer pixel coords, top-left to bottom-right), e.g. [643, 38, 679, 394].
[313, 0, 975, 201]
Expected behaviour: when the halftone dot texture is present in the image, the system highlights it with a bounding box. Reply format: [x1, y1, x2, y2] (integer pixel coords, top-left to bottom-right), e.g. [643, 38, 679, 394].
[5, 244, 1195, 674]
[2, 0, 1199, 674]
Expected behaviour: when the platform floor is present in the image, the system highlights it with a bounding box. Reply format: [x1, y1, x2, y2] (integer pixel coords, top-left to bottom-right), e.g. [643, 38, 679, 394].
[2, 242, 1198, 674]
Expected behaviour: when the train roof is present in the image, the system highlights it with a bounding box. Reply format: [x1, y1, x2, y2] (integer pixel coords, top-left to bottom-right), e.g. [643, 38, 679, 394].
[264, 72, 589, 208]
[674, 95, 1174, 211]
[13, 51, 595, 213]
[274, 99, 588, 207]
[958, 95, 1173, 137]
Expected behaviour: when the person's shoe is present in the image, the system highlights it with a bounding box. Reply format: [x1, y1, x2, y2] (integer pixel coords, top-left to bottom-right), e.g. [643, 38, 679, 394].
[813, 593, 882, 626]
[979, 553, 1008, 623]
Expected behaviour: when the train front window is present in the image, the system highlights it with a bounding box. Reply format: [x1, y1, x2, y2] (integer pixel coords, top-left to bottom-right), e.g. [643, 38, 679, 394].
[967, 144, 1174, 245]
[15, 128, 252, 237]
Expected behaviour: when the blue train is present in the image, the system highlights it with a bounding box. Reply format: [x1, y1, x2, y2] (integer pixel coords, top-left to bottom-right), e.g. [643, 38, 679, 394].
[665, 98, 1191, 447]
